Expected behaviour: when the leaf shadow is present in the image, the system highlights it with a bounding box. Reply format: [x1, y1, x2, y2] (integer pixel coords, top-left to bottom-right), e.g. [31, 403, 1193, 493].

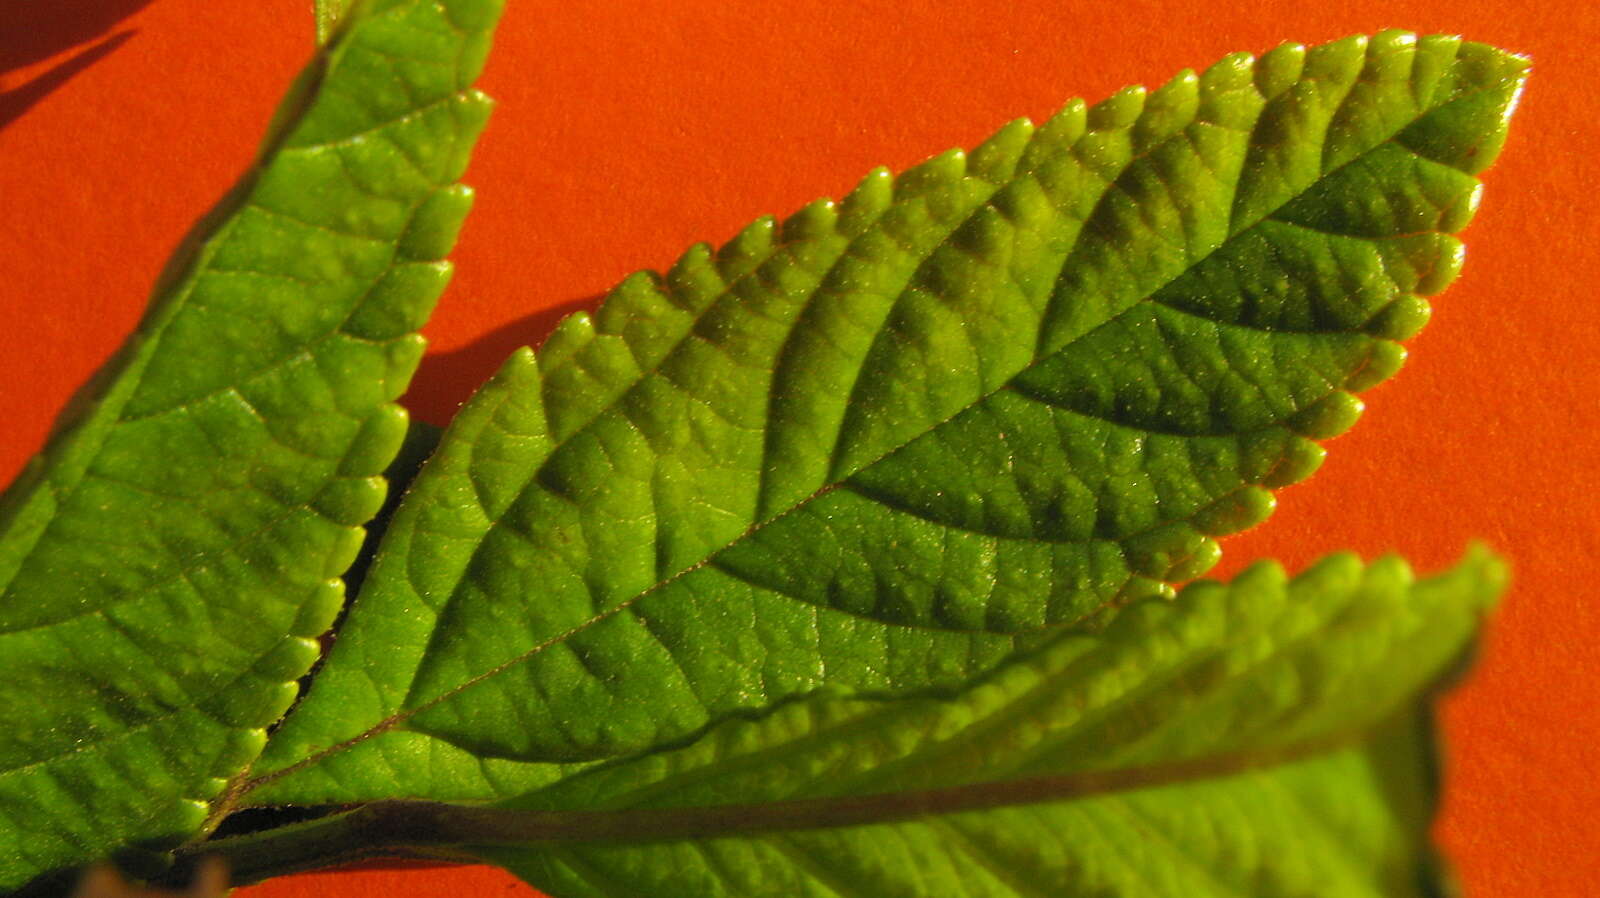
[0, 31, 134, 131]
[0, 0, 161, 133]
[0, 0, 157, 73]
[405, 293, 603, 426]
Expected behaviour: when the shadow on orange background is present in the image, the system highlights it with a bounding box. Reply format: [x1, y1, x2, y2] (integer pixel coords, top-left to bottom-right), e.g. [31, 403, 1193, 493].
[0, 0, 155, 72]
[0, 0, 156, 129]
[0, 1, 1594, 896]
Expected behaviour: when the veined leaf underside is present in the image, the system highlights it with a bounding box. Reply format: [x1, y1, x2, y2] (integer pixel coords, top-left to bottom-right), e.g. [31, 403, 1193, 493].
[250, 29, 1525, 808]
[200, 549, 1503, 897]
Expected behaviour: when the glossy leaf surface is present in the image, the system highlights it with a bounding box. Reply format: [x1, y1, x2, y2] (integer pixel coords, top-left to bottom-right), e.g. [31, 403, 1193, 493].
[247, 31, 1526, 807]
[0, 0, 501, 888]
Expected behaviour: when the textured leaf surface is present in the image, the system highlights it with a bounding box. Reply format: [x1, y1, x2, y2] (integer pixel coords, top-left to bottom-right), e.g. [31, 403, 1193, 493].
[246, 31, 1526, 806]
[478, 551, 1503, 898]
[0, 0, 501, 887]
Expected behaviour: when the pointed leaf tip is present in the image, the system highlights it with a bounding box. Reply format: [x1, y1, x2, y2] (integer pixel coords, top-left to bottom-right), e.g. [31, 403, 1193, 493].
[252, 35, 1527, 820]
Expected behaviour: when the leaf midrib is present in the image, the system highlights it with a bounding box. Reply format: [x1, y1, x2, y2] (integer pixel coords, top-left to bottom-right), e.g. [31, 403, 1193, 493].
[249, 62, 1501, 795]
[243, 726, 1368, 849]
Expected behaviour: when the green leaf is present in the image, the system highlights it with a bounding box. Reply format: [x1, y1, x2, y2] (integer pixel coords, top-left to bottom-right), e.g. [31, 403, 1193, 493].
[316, 0, 358, 45]
[244, 30, 1526, 808]
[472, 550, 1505, 897]
[196, 550, 1502, 894]
[507, 722, 1446, 897]
[0, 0, 501, 888]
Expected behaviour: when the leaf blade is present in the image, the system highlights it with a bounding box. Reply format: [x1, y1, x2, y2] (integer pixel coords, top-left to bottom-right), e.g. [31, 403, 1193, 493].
[0, 0, 503, 887]
[472, 549, 1501, 897]
[251, 31, 1525, 803]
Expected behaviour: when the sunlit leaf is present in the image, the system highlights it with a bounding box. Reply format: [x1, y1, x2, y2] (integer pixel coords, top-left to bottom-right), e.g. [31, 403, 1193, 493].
[250, 33, 1525, 816]
[0, 0, 501, 888]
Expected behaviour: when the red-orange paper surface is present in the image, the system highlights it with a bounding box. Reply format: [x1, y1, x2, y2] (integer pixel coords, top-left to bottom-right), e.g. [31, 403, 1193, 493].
[1, 2, 1595, 895]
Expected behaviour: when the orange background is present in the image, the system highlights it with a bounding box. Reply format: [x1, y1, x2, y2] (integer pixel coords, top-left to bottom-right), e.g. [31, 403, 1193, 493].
[2, 1, 1595, 895]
